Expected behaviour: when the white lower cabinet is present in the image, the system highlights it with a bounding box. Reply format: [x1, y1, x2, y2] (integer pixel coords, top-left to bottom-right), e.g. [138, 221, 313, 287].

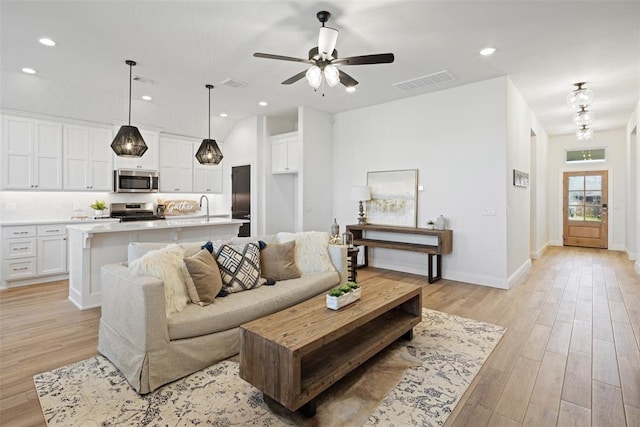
[1, 224, 67, 287]
[36, 225, 67, 275]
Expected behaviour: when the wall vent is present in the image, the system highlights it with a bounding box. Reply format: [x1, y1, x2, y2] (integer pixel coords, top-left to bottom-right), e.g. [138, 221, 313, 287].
[392, 70, 455, 92]
[220, 78, 248, 88]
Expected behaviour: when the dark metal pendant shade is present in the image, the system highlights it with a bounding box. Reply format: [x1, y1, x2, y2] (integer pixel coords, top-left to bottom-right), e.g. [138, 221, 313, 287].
[195, 139, 223, 164]
[196, 84, 223, 165]
[111, 125, 148, 157]
[112, 60, 147, 157]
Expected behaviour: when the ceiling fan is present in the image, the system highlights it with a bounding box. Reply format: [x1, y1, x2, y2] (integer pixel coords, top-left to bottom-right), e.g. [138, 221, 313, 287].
[253, 11, 395, 91]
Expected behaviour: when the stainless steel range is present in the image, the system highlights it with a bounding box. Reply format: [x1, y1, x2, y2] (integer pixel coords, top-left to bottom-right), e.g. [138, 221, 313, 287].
[110, 202, 165, 222]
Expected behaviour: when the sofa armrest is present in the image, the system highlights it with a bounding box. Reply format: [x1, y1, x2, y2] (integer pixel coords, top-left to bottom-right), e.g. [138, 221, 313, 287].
[100, 263, 170, 350]
[328, 244, 348, 285]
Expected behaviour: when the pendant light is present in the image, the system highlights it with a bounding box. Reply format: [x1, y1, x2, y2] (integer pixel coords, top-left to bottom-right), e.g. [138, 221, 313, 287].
[566, 82, 594, 109]
[195, 84, 223, 165]
[111, 60, 148, 157]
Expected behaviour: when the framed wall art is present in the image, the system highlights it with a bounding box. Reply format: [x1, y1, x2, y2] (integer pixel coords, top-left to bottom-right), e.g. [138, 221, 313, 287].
[366, 169, 418, 227]
[513, 169, 529, 188]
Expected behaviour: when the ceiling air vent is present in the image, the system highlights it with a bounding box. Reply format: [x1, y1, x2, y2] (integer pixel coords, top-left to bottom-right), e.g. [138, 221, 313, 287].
[220, 78, 248, 88]
[392, 70, 455, 92]
[133, 75, 155, 85]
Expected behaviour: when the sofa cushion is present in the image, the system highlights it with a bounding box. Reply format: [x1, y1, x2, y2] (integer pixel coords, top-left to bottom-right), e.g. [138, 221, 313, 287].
[166, 271, 340, 340]
[183, 249, 223, 306]
[276, 231, 335, 274]
[128, 244, 190, 316]
[260, 240, 301, 281]
[213, 242, 265, 293]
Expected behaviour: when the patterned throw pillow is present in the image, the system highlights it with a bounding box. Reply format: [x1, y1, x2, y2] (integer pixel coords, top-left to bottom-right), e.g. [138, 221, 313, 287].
[213, 242, 265, 293]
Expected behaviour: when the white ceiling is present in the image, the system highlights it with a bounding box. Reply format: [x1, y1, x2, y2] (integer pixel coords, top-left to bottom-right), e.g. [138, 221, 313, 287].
[1, 1, 638, 139]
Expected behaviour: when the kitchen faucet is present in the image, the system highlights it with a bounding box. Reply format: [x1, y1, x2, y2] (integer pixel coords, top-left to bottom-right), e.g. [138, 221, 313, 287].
[199, 195, 210, 221]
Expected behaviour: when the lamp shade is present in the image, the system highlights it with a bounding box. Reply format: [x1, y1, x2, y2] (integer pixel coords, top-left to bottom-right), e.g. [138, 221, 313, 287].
[111, 125, 148, 157]
[576, 125, 594, 142]
[572, 107, 594, 126]
[324, 64, 340, 87]
[306, 65, 322, 89]
[195, 139, 223, 165]
[567, 84, 594, 109]
[351, 185, 371, 201]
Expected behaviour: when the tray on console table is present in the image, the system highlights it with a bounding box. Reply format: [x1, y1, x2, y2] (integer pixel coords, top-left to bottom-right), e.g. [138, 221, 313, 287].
[346, 224, 453, 283]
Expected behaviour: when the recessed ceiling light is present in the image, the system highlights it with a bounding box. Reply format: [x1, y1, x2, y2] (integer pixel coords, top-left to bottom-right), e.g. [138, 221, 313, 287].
[258, 101, 268, 107]
[39, 38, 56, 47]
[219, 113, 228, 118]
[480, 47, 496, 56]
[22, 67, 37, 74]
[141, 95, 152, 101]
[346, 86, 357, 93]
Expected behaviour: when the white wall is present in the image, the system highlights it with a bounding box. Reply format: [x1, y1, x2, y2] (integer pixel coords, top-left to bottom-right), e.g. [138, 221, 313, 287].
[332, 77, 515, 288]
[263, 117, 297, 234]
[506, 79, 549, 281]
[626, 101, 640, 271]
[547, 129, 627, 250]
[298, 106, 333, 232]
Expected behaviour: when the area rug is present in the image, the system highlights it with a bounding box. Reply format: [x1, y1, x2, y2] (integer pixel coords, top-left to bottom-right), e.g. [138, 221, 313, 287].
[34, 308, 505, 426]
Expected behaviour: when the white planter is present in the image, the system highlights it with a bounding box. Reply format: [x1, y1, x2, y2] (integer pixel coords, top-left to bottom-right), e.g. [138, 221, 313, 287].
[93, 209, 104, 216]
[326, 288, 361, 310]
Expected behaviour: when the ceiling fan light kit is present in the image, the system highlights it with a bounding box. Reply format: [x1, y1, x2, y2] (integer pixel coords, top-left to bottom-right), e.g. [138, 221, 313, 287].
[253, 10, 394, 93]
[111, 60, 148, 157]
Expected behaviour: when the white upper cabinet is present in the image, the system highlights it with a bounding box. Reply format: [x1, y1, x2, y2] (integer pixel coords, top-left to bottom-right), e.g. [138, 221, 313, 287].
[112, 127, 160, 171]
[271, 131, 299, 174]
[3, 115, 62, 190]
[63, 124, 113, 191]
[159, 136, 194, 193]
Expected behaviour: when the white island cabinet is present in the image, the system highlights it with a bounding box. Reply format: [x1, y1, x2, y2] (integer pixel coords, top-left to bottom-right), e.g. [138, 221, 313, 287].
[66, 218, 246, 309]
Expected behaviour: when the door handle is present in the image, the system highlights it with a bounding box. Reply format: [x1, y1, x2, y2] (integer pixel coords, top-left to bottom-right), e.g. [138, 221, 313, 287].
[244, 214, 251, 219]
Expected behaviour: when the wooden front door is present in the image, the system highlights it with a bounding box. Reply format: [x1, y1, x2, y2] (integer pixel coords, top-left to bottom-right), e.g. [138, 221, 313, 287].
[563, 170, 608, 248]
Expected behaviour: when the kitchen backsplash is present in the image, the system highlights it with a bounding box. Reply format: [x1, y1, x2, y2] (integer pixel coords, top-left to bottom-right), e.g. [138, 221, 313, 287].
[0, 192, 226, 222]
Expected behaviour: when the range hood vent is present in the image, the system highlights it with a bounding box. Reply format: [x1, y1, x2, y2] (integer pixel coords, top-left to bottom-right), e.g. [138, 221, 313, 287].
[392, 70, 455, 92]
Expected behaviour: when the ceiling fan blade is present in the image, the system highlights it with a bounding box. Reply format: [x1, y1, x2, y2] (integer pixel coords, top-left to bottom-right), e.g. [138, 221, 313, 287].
[281, 70, 308, 85]
[334, 53, 395, 65]
[338, 69, 359, 87]
[318, 27, 338, 60]
[253, 53, 310, 64]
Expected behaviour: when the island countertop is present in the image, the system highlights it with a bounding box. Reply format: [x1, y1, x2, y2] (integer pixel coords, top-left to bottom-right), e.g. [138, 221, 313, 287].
[67, 217, 246, 310]
[66, 217, 245, 234]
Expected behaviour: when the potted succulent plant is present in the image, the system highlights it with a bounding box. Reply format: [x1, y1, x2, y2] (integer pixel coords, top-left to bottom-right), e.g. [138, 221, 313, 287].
[90, 200, 107, 216]
[426, 220, 435, 229]
[326, 281, 361, 310]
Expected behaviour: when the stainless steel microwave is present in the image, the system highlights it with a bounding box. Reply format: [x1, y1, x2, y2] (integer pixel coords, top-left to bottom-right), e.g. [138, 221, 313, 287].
[113, 169, 159, 193]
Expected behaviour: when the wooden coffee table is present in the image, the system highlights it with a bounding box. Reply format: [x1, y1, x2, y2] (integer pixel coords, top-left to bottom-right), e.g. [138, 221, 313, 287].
[239, 279, 422, 416]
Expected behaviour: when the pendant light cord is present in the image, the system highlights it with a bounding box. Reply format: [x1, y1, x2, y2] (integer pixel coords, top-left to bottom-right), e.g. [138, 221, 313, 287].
[208, 86, 211, 139]
[128, 62, 132, 126]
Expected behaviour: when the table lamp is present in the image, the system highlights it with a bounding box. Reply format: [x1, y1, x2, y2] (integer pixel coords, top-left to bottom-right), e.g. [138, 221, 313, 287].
[351, 185, 371, 224]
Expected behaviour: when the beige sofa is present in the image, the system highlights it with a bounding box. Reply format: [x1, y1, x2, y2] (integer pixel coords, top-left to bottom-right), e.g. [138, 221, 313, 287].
[98, 236, 347, 394]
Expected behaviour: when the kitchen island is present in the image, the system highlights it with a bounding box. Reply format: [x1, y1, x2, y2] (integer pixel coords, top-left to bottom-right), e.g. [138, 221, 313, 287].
[66, 217, 246, 309]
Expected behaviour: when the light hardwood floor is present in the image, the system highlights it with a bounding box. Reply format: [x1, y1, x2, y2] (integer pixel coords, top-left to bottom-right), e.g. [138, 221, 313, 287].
[0, 246, 638, 426]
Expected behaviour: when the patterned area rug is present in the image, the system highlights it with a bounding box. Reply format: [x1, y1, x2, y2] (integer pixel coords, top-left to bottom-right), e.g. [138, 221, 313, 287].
[34, 308, 505, 426]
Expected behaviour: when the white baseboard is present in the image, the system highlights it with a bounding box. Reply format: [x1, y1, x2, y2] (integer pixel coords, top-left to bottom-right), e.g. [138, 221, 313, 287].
[508, 258, 532, 288]
[609, 244, 625, 251]
[549, 240, 563, 246]
[625, 248, 637, 261]
[530, 243, 549, 259]
[635, 261, 640, 275]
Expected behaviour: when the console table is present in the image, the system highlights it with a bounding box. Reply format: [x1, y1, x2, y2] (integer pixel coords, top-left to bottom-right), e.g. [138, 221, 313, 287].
[346, 224, 453, 283]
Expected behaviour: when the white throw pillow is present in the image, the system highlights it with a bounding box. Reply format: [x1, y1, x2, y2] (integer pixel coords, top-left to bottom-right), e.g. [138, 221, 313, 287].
[276, 231, 335, 274]
[129, 243, 190, 317]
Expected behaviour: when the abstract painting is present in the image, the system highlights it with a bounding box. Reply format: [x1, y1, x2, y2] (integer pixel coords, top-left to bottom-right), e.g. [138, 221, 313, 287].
[366, 169, 418, 227]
